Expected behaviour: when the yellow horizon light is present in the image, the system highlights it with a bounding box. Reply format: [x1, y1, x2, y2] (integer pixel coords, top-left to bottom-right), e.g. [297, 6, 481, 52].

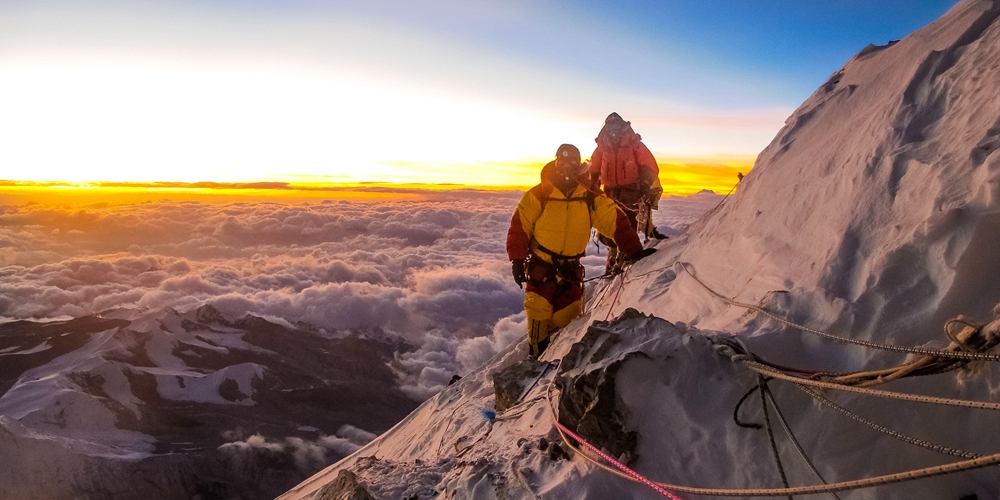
[0, 154, 754, 207]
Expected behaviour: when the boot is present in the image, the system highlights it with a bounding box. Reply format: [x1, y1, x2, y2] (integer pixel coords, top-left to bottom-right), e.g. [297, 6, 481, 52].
[528, 318, 553, 359]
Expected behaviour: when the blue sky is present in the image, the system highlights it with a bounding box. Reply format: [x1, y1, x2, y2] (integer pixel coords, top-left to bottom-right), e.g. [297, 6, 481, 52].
[0, 0, 960, 184]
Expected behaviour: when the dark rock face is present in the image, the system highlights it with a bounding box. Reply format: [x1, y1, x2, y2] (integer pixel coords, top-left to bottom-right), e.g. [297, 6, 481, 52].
[315, 470, 376, 500]
[492, 358, 546, 413]
[0, 307, 420, 500]
[555, 308, 650, 466]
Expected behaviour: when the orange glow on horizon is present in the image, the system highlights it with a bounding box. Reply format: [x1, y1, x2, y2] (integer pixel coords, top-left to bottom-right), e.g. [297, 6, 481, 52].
[0, 155, 754, 206]
[654, 154, 755, 196]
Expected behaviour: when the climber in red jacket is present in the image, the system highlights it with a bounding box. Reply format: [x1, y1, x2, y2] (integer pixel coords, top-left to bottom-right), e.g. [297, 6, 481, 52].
[589, 113, 668, 272]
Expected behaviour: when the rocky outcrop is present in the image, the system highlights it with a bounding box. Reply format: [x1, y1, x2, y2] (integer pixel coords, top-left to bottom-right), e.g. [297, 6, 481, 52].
[555, 308, 649, 466]
[315, 470, 375, 500]
[492, 358, 546, 413]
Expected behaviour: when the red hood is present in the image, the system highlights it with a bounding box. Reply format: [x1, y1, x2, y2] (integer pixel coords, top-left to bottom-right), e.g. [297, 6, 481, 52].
[595, 123, 640, 149]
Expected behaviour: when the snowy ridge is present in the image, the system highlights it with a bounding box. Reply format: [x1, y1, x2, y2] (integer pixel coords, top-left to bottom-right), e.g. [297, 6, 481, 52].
[281, 1, 1000, 499]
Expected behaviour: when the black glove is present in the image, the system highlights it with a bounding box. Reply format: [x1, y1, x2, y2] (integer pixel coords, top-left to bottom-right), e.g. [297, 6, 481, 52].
[512, 260, 526, 289]
[626, 247, 657, 263]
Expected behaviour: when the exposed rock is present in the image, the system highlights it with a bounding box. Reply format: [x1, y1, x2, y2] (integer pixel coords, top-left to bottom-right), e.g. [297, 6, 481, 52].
[314, 470, 375, 500]
[492, 358, 545, 413]
[554, 308, 650, 466]
[194, 304, 231, 327]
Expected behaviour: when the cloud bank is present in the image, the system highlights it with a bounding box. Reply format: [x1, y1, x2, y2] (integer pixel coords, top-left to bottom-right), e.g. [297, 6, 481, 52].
[0, 188, 717, 398]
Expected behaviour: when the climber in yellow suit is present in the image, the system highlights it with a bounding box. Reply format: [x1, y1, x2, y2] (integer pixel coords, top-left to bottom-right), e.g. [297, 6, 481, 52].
[506, 144, 656, 359]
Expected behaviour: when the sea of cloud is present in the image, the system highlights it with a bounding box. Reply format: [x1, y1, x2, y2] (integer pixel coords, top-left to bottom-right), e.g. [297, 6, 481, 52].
[0, 188, 719, 399]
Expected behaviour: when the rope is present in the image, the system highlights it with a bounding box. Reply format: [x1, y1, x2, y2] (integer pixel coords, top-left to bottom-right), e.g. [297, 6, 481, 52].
[495, 395, 546, 421]
[698, 174, 743, 221]
[546, 385, 683, 499]
[555, 420, 682, 499]
[583, 273, 615, 283]
[730, 354, 1000, 410]
[760, 380, 841, 500]
[738, 333, 839, 500]
[678, 262, 1000, 362]
[758, 375, 793, 499]
[603, 267, 630, 322]
[733, 384, 764, 429]
[545, 382, 1000, 496]
[795, 384, 982, 460]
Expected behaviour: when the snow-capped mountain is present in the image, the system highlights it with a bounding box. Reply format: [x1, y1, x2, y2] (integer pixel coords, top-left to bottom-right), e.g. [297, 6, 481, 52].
[0, 305, 419, 499]
[281, 1, 1000, 498]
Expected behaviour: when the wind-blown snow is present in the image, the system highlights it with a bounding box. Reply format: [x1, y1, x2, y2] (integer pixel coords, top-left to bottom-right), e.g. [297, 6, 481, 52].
[281, 1, 1000, 499]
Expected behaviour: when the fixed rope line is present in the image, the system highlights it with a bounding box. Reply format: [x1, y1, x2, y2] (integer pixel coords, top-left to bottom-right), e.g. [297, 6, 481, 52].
[603, 266, 630, 322]
[555, 420, 681, 499]
[545, 385, 683, 499]
[699, 175, 743, 221]
[726, 338, 985, 460]
[760, 374, 842, 500]
[586, 270, 620, 316]
[736, 336, 841, 500]
[731, 355, 1000, 411]
[795, 384, 983, 460]
[678, 262, 1000, 362]
[758, 376, 793, 500]
[545, 384, 1000, 497]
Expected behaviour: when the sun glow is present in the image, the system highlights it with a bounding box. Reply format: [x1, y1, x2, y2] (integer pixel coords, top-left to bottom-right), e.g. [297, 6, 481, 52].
[655, 154, 755, 195]
[0, 59, 760, 192]
[0, 61, 592, 185]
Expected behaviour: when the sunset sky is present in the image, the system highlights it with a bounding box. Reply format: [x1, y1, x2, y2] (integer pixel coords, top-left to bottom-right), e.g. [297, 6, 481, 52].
[0, 0, 958, 193]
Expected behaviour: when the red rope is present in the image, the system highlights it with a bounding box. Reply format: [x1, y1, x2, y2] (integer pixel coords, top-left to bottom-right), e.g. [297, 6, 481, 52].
[554, 420, 683, 500]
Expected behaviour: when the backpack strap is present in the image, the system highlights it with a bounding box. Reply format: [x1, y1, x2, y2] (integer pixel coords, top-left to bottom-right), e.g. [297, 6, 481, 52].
[528, 185, 595, 266]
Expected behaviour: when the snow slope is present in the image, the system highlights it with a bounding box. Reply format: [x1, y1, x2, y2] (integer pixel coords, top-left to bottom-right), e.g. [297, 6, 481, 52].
[281, 1, 1000, 499]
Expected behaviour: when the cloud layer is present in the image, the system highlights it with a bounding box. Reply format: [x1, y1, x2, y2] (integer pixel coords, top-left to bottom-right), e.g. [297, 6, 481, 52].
[0, 188, 717, 398]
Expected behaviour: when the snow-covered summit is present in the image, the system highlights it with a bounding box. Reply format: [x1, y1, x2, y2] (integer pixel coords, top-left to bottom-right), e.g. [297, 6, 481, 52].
[281, 2, 1000, 499]
[668, 0, 1000, 342]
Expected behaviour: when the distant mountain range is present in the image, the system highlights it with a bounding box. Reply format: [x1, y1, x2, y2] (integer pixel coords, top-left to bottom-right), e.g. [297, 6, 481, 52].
[0, 305, 419, 499]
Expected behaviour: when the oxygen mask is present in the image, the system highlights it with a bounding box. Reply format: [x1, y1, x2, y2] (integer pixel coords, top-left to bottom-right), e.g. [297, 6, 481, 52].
[554, 157, 581, 194]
